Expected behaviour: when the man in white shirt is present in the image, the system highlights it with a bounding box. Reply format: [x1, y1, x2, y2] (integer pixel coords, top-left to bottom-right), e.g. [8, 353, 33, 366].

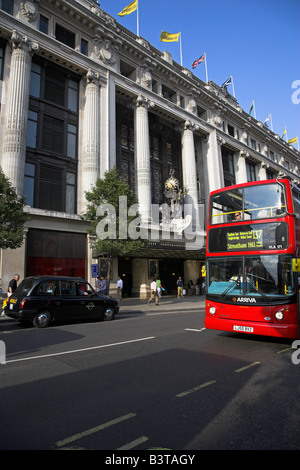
[148, 278, 159, 305]
[117, 276, 123, 300]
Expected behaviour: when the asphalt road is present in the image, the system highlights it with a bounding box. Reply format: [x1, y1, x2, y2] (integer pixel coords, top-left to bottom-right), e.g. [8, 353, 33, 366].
[0, 308, 299, 451]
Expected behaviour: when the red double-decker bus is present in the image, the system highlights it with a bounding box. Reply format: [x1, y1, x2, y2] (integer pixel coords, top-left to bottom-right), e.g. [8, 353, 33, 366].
[205, 178, 300, 339]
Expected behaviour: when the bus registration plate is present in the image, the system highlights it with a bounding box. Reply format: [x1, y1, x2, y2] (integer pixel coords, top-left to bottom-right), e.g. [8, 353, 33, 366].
[233, 325, 254, 333]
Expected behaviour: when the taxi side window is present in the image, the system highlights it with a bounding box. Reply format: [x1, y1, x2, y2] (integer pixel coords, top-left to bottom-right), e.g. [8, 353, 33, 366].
[77, 282, 89, 296]
[37, 281, 56, 295]
[59, 281, 76, 296]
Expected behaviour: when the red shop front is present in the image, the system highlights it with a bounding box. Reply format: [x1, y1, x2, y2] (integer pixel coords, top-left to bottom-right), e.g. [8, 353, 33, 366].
[26, 229, 86, 278]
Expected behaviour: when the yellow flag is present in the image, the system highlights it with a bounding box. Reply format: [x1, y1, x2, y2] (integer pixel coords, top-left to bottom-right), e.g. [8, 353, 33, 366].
[118, 0, 137, 16]
[160, 31, 180, 42]
[288, 137, 298, 144]
[282, 126, 287, 138]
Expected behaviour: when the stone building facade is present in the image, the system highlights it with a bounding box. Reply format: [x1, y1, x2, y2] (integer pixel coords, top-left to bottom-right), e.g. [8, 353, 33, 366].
[0, 0, 299, 296]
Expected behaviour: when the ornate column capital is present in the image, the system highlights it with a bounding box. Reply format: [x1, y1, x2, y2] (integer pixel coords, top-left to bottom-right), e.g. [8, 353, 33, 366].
[86, 68, 100, 85]
[11, 30, 39, 54]
[135, 94, 155, 110]
[183, 120, 199, 133]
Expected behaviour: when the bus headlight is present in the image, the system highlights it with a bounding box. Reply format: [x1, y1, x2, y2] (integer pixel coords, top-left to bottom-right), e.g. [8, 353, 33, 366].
[275, 311, 284, 320]
[209, 306, 216, 315]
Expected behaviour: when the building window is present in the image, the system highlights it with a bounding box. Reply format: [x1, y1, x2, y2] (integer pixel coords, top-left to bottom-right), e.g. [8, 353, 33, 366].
[39, 15, 48, 34]
[80, 38, 88, 55]
[26, 110, 38, 148]
[222, 148, 235, 187]
[42, 115, 64, 154]
[68, 79, 78, 112]
[39, 165, 63, 211]
[44, 66, 65, 106]
[67, 124, 77, 158]
[246, 160, 256, 182]
[251, 139, 256, 150]
[29, 63, 41, 98]
[0, 0, 13, 14]
[55, 23, 75, 49]
[24, 163, 35, 206]
[66, 172, 76, 214]
[228, 124, 235, 137]
[27, 59, 79, 213]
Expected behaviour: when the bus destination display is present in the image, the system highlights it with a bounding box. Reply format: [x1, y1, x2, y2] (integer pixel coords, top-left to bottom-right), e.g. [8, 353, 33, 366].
[227, 229, 262, 251]
[208, 222, 288, 253]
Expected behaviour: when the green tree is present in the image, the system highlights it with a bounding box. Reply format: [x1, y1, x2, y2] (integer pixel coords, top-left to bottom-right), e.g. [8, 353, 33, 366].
[82, 168, 148, 293]
[0, 167, 30, 250]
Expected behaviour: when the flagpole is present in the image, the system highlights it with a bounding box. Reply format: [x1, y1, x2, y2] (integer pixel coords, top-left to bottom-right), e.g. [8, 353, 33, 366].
[253, 100, 256, 119]
[137, 0, 139, 36]
[204, 52, 208, 83]
[231, 75, 235, 98]
[179, 32, 182, 66]
[270, 113, 273, 132]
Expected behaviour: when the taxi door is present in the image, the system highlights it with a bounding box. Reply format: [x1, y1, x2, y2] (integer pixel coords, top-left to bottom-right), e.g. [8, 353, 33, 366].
[54, 280, 82, 320]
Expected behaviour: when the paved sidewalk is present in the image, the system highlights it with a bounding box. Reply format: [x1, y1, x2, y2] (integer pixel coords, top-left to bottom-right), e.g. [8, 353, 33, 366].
[117, 294, 205, 314]
[0, 295, 206, 320]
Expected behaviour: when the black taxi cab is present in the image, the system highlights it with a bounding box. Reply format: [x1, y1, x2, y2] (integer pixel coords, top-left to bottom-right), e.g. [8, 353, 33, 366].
[5, 276, 119, 328]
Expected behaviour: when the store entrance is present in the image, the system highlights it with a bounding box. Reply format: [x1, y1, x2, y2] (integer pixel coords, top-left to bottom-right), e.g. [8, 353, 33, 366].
[118, 257, 133, 297]
[159, 259, 184, 295]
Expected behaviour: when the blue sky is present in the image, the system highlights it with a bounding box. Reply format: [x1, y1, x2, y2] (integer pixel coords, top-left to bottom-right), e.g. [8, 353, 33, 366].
[99, 0, 300, 149]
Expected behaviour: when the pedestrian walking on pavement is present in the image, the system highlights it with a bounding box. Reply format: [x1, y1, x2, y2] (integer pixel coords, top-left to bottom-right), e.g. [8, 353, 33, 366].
[117, 276, 123, 300]
[148, 279, 159, 305]
[177, 276, 183, 298]
[8, 274, 20, 297]
[156, 277, 162, 299]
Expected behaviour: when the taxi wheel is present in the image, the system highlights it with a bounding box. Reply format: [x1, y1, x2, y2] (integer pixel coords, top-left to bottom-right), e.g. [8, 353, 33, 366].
[103, 307, 115, 321]
[33, 310, 52, 328]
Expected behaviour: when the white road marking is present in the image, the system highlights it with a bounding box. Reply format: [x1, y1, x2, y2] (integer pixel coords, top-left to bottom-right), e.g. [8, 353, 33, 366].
[176, 380, 216, 398]
[55, 413, 136, 448]
[185, 328, 206, 332]
[5, 337, 155, 364]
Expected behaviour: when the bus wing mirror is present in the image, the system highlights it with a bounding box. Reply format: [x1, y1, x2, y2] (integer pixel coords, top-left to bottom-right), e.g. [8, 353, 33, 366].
[292, 259, 300, 272]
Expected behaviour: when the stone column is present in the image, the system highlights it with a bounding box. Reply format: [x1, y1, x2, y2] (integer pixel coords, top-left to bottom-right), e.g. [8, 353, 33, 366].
[81, 69, 100, 199]
[202, 130, 223, 197]
[134, 94, 152, 222]
[1, 30, 38, 196]
[181, 120, 199, 206]
[235, 150, 248, 184]
[258, 162, 268, 180]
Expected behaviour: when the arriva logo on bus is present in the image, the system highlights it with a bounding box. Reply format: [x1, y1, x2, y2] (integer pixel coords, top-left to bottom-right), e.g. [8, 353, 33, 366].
[233, 297, 257, 303]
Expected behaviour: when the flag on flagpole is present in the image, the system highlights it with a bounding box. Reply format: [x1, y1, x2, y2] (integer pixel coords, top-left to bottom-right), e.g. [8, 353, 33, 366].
[264, 113, 273, 131]
[192, 53, 205, 69]
[288, 137, 298, 144]
[160, 31, 182, 66]
[222, 76, 235, 97]
[160, 31, 180, 42]
[249, 100, 256, 119]
[249, 101, 254, 115]
[282, 126, 287, 139]
[118, 0, 137, 17]
[222, 76, 232, 87]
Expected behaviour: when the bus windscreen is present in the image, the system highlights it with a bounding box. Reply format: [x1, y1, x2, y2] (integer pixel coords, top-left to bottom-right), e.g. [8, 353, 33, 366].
[210, 183, 286, 225]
